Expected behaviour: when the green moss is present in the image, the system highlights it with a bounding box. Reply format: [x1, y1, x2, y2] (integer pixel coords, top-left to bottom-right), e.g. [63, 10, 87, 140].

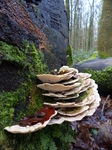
[26, 85, 45, 116]
[98, 50, 110, 58]
[0, 41, 75, 149]
[73, 49, 96, 64]
[0, 41, 48, 77]
[83, 66, 112, 91]
[0, 41, 47, 118]
[66, 45, 73, 66]
[4, 123, 75, 150]
[0, 41, 48, 149]
[84, 51, 98, 61]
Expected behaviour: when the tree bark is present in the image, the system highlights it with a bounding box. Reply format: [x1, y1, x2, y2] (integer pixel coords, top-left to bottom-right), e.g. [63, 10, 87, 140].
[65, 0, 70, 21]
[0, 1, 69, 149]
[0, 0, 69, 70]
[97, 0, 112, 57]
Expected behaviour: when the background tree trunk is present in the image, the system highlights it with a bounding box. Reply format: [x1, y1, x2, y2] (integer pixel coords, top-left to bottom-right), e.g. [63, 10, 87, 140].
[65, 0, 70, 21]
[67, 0, 101, 53]
[97, 0, 112, 58]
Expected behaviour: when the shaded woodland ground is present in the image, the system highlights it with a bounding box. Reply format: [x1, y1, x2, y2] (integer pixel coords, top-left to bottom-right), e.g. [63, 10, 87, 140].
[71, 95, 112, 150]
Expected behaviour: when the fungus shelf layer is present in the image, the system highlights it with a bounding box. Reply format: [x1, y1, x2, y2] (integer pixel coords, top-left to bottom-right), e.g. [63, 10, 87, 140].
[4, 66, 101, 133]
[4, 106, 57, 134]
[37, 66, 101, 125]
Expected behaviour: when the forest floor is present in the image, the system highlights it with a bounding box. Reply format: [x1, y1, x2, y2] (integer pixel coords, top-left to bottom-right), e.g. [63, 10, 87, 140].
[71, 95, 112, 150]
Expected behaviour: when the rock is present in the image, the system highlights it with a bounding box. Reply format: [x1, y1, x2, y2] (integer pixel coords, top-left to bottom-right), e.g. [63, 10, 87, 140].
[75, 58, 112, 71]
[74, 58, 112, 96]
[0, 0, 69, 70]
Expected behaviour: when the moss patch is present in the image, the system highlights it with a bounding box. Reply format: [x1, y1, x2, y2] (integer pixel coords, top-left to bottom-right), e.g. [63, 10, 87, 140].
[0, 41, 75, 149]
[98, 50, 110, 59]
[0, 41, 48, 77]
[2, 123, 75, 150]
[84, 51, 98, 61]
[0, 41, 48, 149]
[83, 66, 112, 95]
[66, 45, 73, 66]
[73, 49, 97, 64]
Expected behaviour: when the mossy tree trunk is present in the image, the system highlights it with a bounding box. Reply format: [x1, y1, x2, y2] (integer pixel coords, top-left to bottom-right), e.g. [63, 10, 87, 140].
[0, 1, 73, 149]
[65, 0, 70, 21]
[97, 0, 112, 58]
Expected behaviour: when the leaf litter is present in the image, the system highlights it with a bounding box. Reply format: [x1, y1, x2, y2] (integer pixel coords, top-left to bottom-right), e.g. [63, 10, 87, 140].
[71, 95, 112, 150]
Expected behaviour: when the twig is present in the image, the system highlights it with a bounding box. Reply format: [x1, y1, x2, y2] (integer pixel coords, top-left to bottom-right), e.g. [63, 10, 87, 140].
[102, 95, 110, 112]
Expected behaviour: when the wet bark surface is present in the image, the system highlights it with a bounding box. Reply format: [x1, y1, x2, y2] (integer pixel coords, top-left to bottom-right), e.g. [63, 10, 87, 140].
[0, 61, 24, 92]
[0, 0, 69, 70]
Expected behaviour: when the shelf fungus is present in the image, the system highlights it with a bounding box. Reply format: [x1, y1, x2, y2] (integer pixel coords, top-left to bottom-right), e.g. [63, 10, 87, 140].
[4, 66, 101, 134]
[37, 66, 101, 125]
[4, 106, 57, 134]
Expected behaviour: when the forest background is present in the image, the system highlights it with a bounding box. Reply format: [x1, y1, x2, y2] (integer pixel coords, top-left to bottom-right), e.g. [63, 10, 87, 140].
[64, 0, 102, 63]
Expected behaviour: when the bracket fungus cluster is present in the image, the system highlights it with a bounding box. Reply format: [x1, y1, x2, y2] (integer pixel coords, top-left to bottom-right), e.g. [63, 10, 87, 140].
[37, 66, 101, 125]
[4, 66, 101, 134]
